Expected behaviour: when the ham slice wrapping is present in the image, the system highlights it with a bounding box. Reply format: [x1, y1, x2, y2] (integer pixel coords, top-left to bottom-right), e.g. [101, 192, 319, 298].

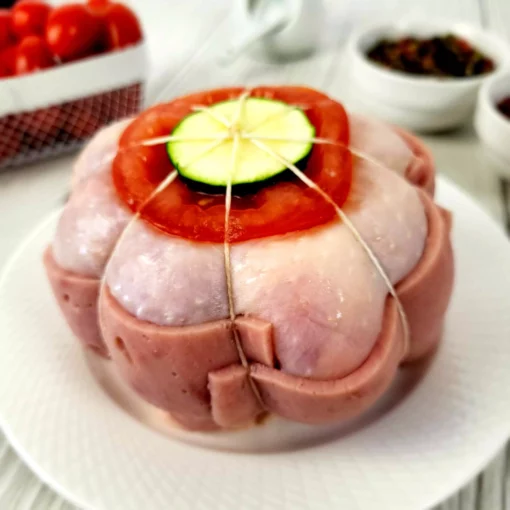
[44, 188, 453, 429]
[44, 97, 453, 431]
[44, 131, 453, 431]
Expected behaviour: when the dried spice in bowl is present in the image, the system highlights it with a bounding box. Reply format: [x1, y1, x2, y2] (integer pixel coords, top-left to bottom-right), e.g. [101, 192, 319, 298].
[366, 34, 495, 78]
[497, 97, 510, 120]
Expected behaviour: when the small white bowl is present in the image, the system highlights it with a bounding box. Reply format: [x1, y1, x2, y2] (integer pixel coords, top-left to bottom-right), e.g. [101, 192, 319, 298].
[475, 70, 510, 176]
[348, 20, 510, 132]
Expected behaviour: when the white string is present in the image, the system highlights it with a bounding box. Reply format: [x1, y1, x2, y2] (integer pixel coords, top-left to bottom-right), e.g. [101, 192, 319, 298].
[98, 135, 229, 301]
[224, 134, 240, 325]
[86, 133, 229, 174]
[191, 105, 231, 128]
[243, 133, 413, 176]
[232, 89, 251, 127]
[249, 138, 410, 354]
[95, 100, 413, 185]
[221, 92, 266, 410]
[244, 104, 302, 133]
[98, 90, 412, 380]
[140, 134, 228, 146]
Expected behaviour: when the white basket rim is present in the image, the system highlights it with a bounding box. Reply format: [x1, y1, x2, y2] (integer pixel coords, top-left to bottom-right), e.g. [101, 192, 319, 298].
[0, 42, 147, 117]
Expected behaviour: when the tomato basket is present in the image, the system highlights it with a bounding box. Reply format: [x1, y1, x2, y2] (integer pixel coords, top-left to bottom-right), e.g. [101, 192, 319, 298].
[0, 42, 146, 170]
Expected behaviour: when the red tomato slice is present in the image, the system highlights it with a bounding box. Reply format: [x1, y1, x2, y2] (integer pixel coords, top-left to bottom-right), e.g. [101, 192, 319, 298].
[46, 4, 102, 62]
[100, 3, 142, 50]
[12, 1, 51, 38]
[0, 10, 15, 50]
[14, 35, 53, 74]
[113, 86, 352, 243]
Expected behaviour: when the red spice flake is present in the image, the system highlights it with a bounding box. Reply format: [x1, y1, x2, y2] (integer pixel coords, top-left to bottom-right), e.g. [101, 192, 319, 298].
[367, 34, 495, 78]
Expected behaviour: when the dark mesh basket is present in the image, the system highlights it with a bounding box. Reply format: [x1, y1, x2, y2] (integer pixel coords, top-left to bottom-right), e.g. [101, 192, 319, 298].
[0, 82, 143, 170]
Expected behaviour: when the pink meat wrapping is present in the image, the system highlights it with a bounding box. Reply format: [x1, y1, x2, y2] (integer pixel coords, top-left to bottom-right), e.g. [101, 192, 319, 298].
[44, 115, 453, 430]
[44, 251, 105, 356]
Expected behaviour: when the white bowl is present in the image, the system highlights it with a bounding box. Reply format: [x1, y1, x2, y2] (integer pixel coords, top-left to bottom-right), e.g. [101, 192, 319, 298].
[347, 21, 510, 132]
[474, 71, 510, 176]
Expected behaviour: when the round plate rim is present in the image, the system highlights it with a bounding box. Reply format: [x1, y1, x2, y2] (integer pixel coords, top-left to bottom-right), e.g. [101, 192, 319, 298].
[0, 177, 510, 510]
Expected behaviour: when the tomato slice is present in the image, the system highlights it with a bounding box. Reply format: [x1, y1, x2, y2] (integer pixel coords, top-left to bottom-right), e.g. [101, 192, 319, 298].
[113, 86, 352, 243]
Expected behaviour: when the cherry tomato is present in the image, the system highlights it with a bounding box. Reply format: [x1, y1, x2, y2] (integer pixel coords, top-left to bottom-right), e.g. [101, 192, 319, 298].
[86, 0, 111, 15]
[0, 10, 15, 50]
[15, 35, 53, 74]
[46, 4, 102, 62]
[101, 3, 142, 50]
[113, 86, 352, 243]
[0, 44, 16, 75]
[12, 1, 51, 38]
[0, 60, 9, 78]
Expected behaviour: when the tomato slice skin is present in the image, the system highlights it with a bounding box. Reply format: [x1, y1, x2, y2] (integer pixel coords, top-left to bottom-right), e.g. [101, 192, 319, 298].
[113, 86, 352, 243]
[12, 1, 51, 38]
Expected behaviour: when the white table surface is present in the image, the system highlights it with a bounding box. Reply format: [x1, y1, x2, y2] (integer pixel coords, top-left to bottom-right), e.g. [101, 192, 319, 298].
[0, 0, 509, 508]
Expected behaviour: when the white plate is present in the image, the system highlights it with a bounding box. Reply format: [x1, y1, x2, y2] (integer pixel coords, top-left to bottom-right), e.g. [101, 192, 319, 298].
[1, 178, 510, 510]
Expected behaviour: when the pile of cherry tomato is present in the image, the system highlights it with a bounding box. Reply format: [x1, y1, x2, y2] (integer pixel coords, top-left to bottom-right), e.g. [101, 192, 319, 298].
[0, 0, 143, 78]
